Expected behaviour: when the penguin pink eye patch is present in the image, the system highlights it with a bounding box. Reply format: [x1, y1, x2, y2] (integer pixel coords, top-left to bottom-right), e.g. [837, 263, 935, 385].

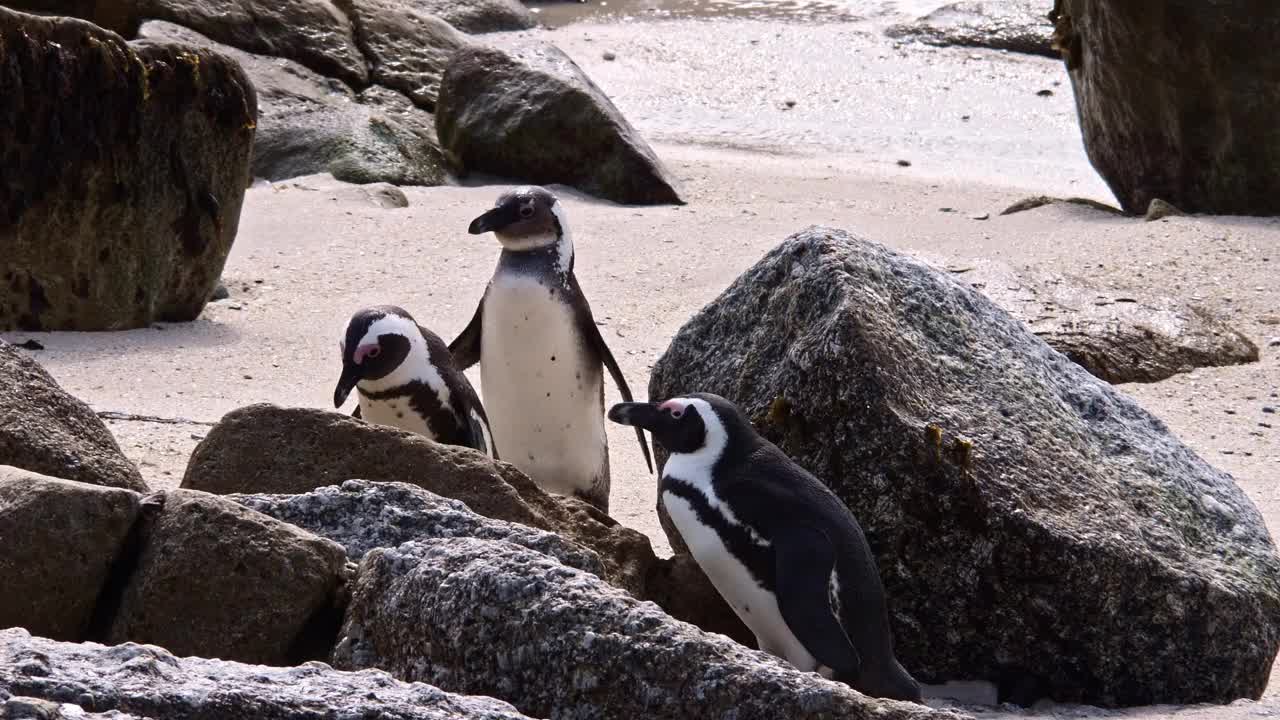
[353, 344, 382, 364]
[659, 400, 686, 418]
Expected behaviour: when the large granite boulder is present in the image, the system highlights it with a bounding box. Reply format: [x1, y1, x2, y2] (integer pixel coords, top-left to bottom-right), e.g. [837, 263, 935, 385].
[183, 405, 555, 531]
[436, 42, 683, 206]
[105, 489, 348, 665]
[183, 404, 749, 644]
[648, 227, 1280, 706]
[1052, 1, 1280, 215]
[886, 1, 1054, 57]
[230, 479, 605, 575]
[0, 468, 140, 642]
[0, 342, 146, 492]
[136, 21, 447, 186]
[137, 0, 368, 86]
[0, 9, 256, 331]
[335, 538, 955, 720]
[350, 0, 474, 111]
[0, 628, 535, 719]
[949, 259, 1259, 383]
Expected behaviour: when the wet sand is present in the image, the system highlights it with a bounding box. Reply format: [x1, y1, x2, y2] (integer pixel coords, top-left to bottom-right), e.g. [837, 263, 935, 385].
[4, 7, 1278, 717]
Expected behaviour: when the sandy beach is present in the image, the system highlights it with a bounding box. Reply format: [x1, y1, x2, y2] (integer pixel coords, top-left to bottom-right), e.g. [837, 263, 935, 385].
[4, 4, 1278, 716]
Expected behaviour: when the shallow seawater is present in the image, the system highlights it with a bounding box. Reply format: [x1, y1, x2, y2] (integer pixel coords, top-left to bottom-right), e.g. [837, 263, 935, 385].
[526, 0, 951, 27]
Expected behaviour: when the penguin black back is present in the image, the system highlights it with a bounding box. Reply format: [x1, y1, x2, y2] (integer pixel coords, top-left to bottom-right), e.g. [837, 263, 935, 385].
[609, 392, 920, 702]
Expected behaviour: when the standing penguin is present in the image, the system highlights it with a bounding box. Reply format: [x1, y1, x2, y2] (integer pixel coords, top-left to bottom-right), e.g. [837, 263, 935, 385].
[608, 392, 921, 702]
[450, 186, 651, 513]
[335, 305, 496, 458]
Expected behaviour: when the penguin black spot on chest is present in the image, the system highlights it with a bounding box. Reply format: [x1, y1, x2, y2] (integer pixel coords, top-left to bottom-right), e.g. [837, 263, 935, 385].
[361, 380, 464, 443]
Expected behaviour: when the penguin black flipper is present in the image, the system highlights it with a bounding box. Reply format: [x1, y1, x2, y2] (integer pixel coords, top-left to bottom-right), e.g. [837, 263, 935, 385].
[774, 524, 862, 677]
[351, 405, 362, 419]
[449, 303, 483, 372]
[425, 323, 498, 460]
[568, 275, 653, 474]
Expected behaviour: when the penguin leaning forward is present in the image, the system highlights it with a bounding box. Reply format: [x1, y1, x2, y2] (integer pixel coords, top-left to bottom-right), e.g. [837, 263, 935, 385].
[450, 186, 652, 514]
[334, 305, 496, 458]
[609, 392, 921, 702]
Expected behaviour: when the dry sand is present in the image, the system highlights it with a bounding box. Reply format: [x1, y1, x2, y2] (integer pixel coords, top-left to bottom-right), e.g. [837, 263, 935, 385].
[3, 8, 1278, 718]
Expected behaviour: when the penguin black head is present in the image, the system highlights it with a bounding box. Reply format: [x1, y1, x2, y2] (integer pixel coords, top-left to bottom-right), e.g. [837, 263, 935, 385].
[608, 392, 749, 457]
[333, 305, 423, 408]
[468, 186, 572, 266]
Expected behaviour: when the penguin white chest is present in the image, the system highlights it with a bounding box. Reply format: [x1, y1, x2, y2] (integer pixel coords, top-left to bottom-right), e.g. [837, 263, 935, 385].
[662, 488, 819, 673]
[357, 395, 434, 438]
[480, 274, 607, 496]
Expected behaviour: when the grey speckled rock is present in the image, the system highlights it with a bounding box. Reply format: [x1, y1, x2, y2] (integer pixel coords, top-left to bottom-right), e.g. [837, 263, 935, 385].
[139, 0, 368, 87]
[230, 479, 604, 575]
[948, 259, 1258, 383]
[1052, 1, 1280, 215]
[648, 227, 1280, 706]
[436, 41, 683, 206]
[136, 21, 448, 187]
[405, 0, 536, 33]
[351, 0, 475, 111]
[335, 538, 958, 720]
[887, 1, 1053, 57]
[0, 342, 146, 492]
[183, 404, 749, 645]
[2, 696, 143, 719]
[0, 628, 534, 719]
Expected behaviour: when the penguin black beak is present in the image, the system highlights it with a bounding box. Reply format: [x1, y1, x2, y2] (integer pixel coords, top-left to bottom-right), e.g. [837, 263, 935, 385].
[608, 402, 662, 431]
[333, 363, 362, 408]
[468, 204, 519, 235]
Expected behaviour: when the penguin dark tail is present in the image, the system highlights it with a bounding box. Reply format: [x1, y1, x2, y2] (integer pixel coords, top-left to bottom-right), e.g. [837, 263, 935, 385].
[841, 660, 924, 704]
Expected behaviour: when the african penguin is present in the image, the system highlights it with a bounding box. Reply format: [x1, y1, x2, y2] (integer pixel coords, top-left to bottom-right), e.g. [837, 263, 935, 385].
[335, 305, 496, 458]
[608, 392, 921, 702]
[450, 186, 651, 513]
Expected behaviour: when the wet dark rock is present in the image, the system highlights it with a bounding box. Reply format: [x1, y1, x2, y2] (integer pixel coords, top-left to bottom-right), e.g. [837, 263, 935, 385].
[136, 21, 448, 187]
[0, 627, 534, 719]
[349, 0, 474, 112]
[999, 195, 1122, 215]
[436, 41, 683, 205]
[954, 259, 1259, 383]
[1144, 198, 1186, 221]
[0, 468, 140, 642]
[106, 489, 348, 665]
[0, 342, 147, 492]
[139, 0, 368, 86]
[0, 0, 140, 35]
[649, 226, 1280, 706]
[182, 404, 748, 644]
[401, 0, 536, 34]
[1053, 1, 1280, 215]
[0, 9, 256, 331]
[230, 479, 605, 574]
[335, 538, 957, 720]
[887, 1, 1053, 57]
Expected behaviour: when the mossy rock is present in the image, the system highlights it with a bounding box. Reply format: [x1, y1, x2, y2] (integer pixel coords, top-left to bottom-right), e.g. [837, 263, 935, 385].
[0, 8, 256, 331]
